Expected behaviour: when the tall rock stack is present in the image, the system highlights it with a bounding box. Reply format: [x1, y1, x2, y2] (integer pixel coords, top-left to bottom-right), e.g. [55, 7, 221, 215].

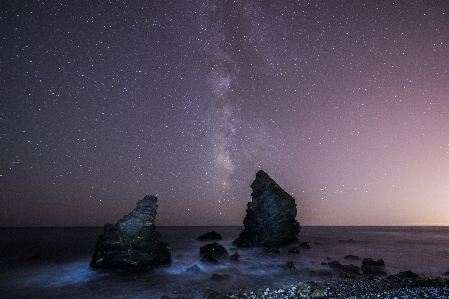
[233, 170, 301, 247]
[91, 195, 171, 269]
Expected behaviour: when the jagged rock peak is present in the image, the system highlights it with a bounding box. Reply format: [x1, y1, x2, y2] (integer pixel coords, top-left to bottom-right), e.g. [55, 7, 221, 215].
[90, 195, 171, 269]
[233, 170, 301, 247]
[117, 195, 158, 235]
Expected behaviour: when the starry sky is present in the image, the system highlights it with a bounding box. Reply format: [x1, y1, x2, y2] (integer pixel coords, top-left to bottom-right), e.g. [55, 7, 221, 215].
[1, 0, 448, 227]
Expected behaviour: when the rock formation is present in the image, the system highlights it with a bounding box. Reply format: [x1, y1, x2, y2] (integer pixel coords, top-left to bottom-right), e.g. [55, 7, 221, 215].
[196, 230, 222, 241]
[90, 195, 171, 269]
[233, 170, 301, 247]
[200, 242, 228, 259]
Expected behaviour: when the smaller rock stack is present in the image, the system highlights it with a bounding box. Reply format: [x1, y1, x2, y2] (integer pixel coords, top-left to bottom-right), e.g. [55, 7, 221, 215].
[90, 195, 171, 269]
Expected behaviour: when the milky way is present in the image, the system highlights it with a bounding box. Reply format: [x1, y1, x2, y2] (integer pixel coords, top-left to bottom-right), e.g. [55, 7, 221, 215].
[1, 1, 448, 226]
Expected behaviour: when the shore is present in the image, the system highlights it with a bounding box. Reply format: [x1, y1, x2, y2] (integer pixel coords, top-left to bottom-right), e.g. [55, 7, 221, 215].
[197, 272, 449, 299]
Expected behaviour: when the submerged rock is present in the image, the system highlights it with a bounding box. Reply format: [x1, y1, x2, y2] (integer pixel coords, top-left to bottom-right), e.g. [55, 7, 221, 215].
[233, 170, 301, 247]
[90, 195, 171, 269]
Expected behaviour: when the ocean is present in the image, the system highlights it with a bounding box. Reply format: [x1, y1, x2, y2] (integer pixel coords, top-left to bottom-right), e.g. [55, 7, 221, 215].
[0, 226, 448, 298]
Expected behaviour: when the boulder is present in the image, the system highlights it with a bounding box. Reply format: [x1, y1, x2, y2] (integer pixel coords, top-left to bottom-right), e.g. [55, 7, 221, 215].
[299, 241, 311, 249]
[186, 264, 201, 274]
[230, 252, 240, 261]
[196, 231, 222, 241]
[201, 255, 219, 264]
[328, 260, 343, 269]
[361, 265, 387, 275]
[328, 260, 361, 275]
[90, 195, 171, 269]
[285, 261, 297, 272]
[233, 170, 301, 247]
[362, 258, 385, 267]
[200, 242, 228, 258]
[396, 270, 419, 278]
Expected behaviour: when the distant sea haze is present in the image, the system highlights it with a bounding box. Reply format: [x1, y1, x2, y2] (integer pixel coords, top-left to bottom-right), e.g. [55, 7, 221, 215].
[0, 226, 448, 298]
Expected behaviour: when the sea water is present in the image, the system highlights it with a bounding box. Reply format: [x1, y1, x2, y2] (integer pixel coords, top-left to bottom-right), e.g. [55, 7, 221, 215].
[0, 226, 448, 298]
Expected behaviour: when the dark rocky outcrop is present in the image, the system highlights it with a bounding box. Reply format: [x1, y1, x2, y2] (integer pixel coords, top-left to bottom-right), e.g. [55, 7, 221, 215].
[361, 265, 387, 275]
[200, 242, 228, 264]
[361, 258, 386, 275]
[328, 260, 361, 275]
[201, 255, 219, 264]
[396, 270, 419, 278]
[186, 264, 201, 274]
[196, 231, 222, 241]
[90, 195, 171, 269]
[230, 252, 240, 261]
[285, 261, 297, 272]
[362, 258, 385, 267]
[233, 170, 301, 247]
[299, 241, 311, 249]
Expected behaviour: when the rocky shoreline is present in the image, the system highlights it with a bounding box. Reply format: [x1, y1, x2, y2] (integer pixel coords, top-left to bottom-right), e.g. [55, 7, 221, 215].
[196, 273, 449, 299]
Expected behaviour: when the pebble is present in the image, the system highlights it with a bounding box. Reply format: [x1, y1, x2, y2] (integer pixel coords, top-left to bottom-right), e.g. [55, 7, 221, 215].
[201, 275, 449, 299]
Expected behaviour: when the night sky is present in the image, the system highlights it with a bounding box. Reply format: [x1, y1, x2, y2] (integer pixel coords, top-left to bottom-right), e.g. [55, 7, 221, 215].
[1, 1, 448, 227]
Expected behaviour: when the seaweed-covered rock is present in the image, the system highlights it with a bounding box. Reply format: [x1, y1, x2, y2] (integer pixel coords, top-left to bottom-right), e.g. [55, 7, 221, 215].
[233, 170, 301, 247]
[90, 195, 171, 269]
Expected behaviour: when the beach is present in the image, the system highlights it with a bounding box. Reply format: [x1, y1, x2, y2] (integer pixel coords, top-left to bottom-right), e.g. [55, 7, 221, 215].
[1, 226, 448, 298]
